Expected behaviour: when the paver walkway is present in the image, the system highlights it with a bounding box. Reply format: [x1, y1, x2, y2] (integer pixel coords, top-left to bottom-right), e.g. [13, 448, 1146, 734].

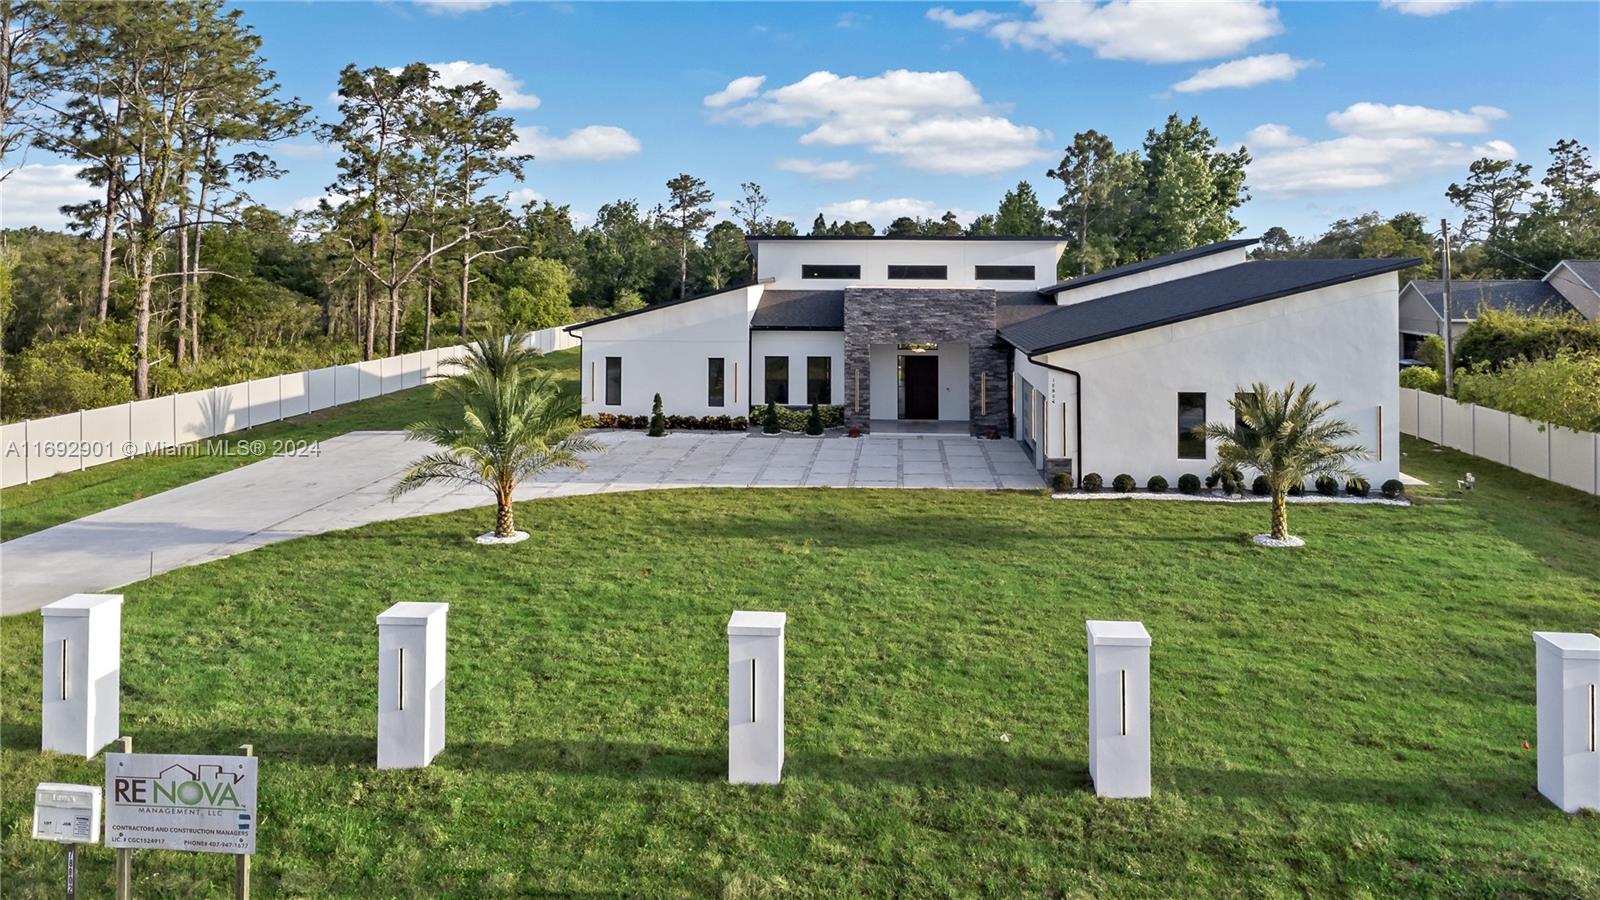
[1, 430, 1041, 615]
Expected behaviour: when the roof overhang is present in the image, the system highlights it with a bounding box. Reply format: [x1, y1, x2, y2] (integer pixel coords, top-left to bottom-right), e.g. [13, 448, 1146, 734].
[564, 279, 771, 333]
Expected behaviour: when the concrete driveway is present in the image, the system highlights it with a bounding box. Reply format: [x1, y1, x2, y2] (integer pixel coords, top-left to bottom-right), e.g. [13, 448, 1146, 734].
[1, 430, 1041, 615]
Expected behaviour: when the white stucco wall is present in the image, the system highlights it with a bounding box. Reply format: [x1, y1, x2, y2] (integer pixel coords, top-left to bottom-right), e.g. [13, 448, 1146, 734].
[574, 285, 761, 417]
[1036, 272, 1402, 485]
[867, 342, 970, 421]
[1049, 247, 1251, 306]
[751, 239, 1065, 290]
[750, 331, 846, 408]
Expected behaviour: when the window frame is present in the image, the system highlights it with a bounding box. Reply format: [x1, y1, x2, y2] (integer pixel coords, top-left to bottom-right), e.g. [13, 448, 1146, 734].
[1177, 392, 1207, 460]
[801, 264, 862, 280]
[604, 356, 622, 406]
[764, 355, 789, 405]
[886, 264, 948, 280]
[707, 357, 725, 408]
[974, 264, 1036, 280]
[806, 356, 832, 405]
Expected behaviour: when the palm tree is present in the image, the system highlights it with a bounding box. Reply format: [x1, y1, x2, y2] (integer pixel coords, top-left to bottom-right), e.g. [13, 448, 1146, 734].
[390, 331, 601, 541]
[1201, 382, 1365, 543]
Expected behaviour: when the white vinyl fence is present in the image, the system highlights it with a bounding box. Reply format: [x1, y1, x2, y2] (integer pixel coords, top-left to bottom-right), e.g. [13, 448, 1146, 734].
[1398, 386, 1600, 495]
[0, 326, 577, 488]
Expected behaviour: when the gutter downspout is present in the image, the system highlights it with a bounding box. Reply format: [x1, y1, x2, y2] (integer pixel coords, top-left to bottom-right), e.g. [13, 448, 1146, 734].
[1027, 354, 1083, 488]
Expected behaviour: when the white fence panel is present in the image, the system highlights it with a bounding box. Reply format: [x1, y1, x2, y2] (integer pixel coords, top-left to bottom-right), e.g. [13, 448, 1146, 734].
[308, 367, 338, 412]
[129, 396, 177, 455]
[335, 363, 362, 405]
[357, 360, 383, 400]
[378, 355, 401, 394]
[1471, 406, 1511, 465]
[279, 372, 310, 419]
[26, 414, 80, 480]
[79, 405, 130, 468]
[173, 389, 215, 444]
[216, 384, 249, 434]
[1398, 387, 1418, 435]
[1442, 397, 1473, 453]
[245, 377, 282, 428]
[1416, 392, 1443, 444]
[401, 352, 424, 389]
[1549, 426, 1598, 495]
[1, 421, 30, 487]
[1508, 414, 1550, 480]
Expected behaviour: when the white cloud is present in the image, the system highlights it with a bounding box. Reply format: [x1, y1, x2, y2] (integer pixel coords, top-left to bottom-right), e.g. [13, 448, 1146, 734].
[275, 141, 330, 159]
[1172, 54, 1317, 93]
[0, 164, 100, 229]
[939, 0, 1281, 63]
[1380, 0, 1474, 16]
[818, 197, 982, 228]
[704, 75, 766, 109]
[1247, 123, 1517, 195]
[512, 125, 641, 161]
[414, 0, 509, 14]
[708, 69, 1049, 175]
[287, 192, 352, 215]
[774, 158, 873, 180]
[926, 7, 1003, 31]
[507, 187, 545, 206]
[419, 61, 541, 110]
[1325, 102, 1506, 137]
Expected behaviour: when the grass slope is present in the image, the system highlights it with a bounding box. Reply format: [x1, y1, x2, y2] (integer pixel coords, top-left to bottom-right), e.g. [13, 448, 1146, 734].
[1, 437, 1596, 896]
[0, 348, 578, 542]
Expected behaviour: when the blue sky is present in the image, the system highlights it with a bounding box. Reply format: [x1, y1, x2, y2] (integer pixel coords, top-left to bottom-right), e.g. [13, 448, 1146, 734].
[8, 1, 1599, 239]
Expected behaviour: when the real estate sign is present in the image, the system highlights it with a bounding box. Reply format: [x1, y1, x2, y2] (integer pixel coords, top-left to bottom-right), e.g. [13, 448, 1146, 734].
[103, 753, 257, 854]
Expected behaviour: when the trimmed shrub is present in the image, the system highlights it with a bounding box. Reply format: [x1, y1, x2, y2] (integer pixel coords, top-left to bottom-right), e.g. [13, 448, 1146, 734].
[1381, 478, 1405, 499]
[749, 403, 845, 432]
[648, 394, 667, 437]
[1080, 472, 1103, 492]
[1218, 473, 1239, 496]
[1399, 365, 1443, 394]
[1112, 473, 1136, 492]
[1050, 472, 1072, 493]
[1147, 475, 1169, 493]
[762, 400, 781, 434]
[1288, 481, 1305, 497]
[1177, 473, 1201, 495]
[1315, 475, 1339, 496]
[805, 402, 824, 436]
[1345, 476, 1370, 497]
[1204, 473, 1219, 489]
[1251, 475, 1271, 496]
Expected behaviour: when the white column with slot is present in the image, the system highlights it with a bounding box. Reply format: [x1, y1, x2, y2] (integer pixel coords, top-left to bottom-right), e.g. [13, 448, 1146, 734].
[377, 602, 448, 769]
[41, 594, 122, 758]
[1086, 620, 1151, 798]
[728, 610, 785, 785]
[1533, 631, 1600, 813]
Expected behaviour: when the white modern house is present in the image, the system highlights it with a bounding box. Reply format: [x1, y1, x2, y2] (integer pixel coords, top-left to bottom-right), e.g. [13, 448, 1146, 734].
[1397, 259, 1598, 363]
[567, 236, 1409, 485]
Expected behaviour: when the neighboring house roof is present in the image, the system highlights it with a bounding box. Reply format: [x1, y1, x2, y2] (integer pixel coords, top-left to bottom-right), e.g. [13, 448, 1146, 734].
[746, 235, 1064, 242]
[1402, 279, 1574, 320]
[1038, 237, 1261, 296]
[564, 279, 769, 332]
[1547, 259, 1600, 291]
[1001, 258, 1420, 354]
[750, 289, 844, 330]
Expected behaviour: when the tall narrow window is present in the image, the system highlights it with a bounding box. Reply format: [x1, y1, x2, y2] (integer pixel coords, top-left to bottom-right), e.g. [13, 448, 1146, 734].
[887, 264, 947, 280]
[1178, 392, 1206, 459]
[806, 356, 832, 404]
[707, 358, 725, 407]
[605, 356, 622, 406]
[765, 356, 789, 404]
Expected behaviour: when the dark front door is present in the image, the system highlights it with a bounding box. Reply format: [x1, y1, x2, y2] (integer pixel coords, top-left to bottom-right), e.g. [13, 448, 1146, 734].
[902, 355, 939, 419]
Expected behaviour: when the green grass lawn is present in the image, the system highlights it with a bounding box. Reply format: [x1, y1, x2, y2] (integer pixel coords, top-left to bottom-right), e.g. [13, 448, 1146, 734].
[2, 436, 1596, 896]
[0, 348, 578, 542]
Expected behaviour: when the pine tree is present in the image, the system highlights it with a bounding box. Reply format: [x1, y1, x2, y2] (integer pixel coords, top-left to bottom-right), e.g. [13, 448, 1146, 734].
[763, 399, 781, 434]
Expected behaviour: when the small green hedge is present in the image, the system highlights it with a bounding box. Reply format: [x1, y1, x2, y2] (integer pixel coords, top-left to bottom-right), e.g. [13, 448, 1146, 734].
[750, 403, 845, 432]
[1112, 473, 1136, 492]
[1178, 473, 1201, 494]
[1381, 478, 1405, 499]
[1080, 472, 1103, 492]
[1146, 475, 1169, 493]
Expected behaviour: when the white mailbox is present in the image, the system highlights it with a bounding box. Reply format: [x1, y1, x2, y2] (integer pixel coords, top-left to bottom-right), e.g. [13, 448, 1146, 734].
[1533, 631, 1599, 813]
[41, 594, 123, 758]
[32, 783, 101, 844]
[377, 602, 448, 769]
[1086, 620, 1151, 799]
[728, 610, 786, 785]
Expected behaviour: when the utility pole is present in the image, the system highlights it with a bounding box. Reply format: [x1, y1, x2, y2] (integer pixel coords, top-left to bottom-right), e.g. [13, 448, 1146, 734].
[1440, 218, 1454, 394]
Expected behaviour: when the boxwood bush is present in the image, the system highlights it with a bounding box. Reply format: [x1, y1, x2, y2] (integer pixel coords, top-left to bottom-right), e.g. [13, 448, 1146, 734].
[1346, 476, 1371, 497]
[1050, 472, 1072, 493]
[1146, 475, 1169, 493]
[1178, 473, 1201, 494]
[1251, 475, 1271, 496]
[1112, 473, 1136, 492]
[1080, 472, 1103, 492]
[1315, 475, 1339, 496]
[1381, 478, 1405, 499]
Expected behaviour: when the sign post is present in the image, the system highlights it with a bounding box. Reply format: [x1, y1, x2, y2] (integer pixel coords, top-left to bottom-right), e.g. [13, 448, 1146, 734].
[114, 736, 131, 900]
[235, 744, 253, 900]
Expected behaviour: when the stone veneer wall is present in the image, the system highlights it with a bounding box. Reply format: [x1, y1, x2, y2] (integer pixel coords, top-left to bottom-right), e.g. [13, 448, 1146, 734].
[842, 287, 1011, 435]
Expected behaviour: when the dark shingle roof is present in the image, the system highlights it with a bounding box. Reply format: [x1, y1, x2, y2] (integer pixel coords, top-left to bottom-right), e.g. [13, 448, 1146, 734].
[994, 291, 1057, 329]
[1002, 258, 1419, 354]
[1551, 260, 1600, 291]
[750, 290, 844, 330]
[1039, 238, 1260, 295]
[1404, 279, 1573, 320]
[565, 280, 767, 332]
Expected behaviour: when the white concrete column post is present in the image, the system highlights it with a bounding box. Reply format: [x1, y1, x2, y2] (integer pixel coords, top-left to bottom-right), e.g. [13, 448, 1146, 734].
[377, 602, 448, 769]
[1086, 620, 1151, 798]
[727, 611, 786, 785]
[1533, 631, 1599, 812]
[41, 594, 123, 757]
